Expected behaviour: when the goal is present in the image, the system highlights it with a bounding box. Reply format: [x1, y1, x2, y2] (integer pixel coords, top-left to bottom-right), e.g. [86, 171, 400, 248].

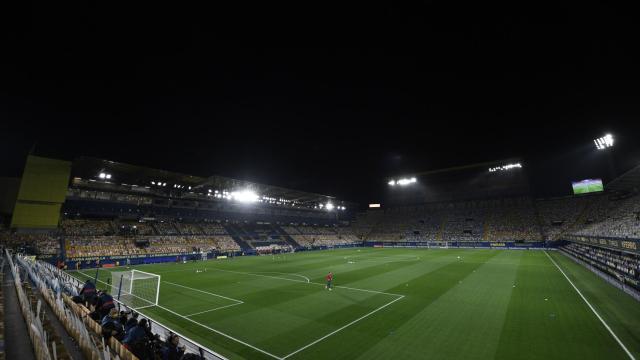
[111, 270, 160, 310]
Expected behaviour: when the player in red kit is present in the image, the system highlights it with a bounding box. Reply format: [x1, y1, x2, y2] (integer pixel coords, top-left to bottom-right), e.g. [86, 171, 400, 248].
[326, 272, 333, 291]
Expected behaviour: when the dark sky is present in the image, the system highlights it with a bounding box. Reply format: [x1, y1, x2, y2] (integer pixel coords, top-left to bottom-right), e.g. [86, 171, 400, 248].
[2, 2, 639, 204]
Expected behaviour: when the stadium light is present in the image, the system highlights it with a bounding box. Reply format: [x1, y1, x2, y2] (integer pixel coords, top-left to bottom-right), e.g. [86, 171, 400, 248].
[99, 173, 106, 179]
[231, 190, 259, 203]
[594, 134, 614, 150]
[326, 203, 335, 211]
[489, 163, 522, 172]
[389, 177, 417, 186]
[106, 174, 111, 179]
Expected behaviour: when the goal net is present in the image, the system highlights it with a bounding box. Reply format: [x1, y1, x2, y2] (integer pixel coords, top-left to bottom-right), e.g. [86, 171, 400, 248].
[111, 270, 160, 310]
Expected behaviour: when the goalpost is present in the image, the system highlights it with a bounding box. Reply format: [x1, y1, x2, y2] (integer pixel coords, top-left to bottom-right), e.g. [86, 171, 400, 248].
[111, 269, 161, 310]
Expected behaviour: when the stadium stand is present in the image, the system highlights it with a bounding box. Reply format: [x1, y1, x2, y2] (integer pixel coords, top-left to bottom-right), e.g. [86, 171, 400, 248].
[4, 250, 215, 360]
[281, 225, 360, 248]
[573, 194, 640, 239]
[62, 218, 115, 236]
[483, 198, 543, 241]
[561, 242, 639, 291]
[359, 197, 547, 242]
[0, 233, 60, 258]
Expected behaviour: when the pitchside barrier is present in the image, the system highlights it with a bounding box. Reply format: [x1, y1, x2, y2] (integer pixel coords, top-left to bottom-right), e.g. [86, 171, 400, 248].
[59, 244, 365, 269]
[559, 248, 640, 299]
[365, 241, 547, 249]
[564, 234, 640, 255]
[65, 250, 243, 270]
[68, 273, 229, 360]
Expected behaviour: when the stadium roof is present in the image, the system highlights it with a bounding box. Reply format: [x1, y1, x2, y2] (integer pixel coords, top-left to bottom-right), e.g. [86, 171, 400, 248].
[606, 164, 640, 195]
[391, 158, 523, 179]
[384, 158, 530, 205]
[71, 157, 353, 208]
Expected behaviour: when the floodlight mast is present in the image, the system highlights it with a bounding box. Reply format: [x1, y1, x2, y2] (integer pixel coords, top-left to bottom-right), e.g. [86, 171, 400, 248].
[594, 134, 614, 150]
[593, 133, 617, 179]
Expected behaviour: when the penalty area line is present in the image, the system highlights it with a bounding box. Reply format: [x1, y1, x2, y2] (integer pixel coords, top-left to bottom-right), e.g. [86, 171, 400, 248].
[154, 304, 283, 360]
[281, 295, 405, 359]
[77, 271, 280, 359]
[545, 251, 635, 360]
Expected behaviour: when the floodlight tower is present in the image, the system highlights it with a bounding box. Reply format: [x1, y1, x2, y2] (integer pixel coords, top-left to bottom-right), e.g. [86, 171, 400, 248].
[593, 133, 617, 180]
[593, 134, 614, 150]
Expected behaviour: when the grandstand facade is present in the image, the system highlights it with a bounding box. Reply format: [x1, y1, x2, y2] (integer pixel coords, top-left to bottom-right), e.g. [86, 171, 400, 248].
[1, 156, 639, 263]
[1, 156, 639, 360]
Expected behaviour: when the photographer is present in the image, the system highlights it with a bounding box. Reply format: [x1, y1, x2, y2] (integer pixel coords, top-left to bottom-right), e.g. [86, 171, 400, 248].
[123, 311, 139, 333]
[123, 318, 152, 357]
[161, 333, 186, 360]
[90, 290, 115, 320]
[101, 308, 124, 341]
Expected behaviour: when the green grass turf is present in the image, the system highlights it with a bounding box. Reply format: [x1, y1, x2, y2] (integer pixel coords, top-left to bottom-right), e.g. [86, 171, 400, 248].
[69, 248, 640, 360]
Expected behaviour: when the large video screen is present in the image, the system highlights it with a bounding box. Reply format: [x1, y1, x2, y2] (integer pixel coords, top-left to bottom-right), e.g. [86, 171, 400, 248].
[572, 179, 604, 195]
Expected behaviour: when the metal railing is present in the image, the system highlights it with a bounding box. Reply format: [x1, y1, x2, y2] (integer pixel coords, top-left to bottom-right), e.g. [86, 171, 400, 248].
[59, 263, 229, 360]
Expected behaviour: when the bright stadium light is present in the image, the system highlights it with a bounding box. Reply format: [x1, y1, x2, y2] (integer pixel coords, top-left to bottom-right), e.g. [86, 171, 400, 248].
[99, 173, 106, 179]
[389, 177, 417, 186]
[106, 174, 112, 179]
[231, 190, 259, 203]
[326, 203, 335, 211]
[489, 163, 522, 172]
[594, 134, 614, 150]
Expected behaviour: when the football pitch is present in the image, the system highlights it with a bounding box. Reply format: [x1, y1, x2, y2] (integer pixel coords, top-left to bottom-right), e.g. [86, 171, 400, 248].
[70, 248, 640, 360]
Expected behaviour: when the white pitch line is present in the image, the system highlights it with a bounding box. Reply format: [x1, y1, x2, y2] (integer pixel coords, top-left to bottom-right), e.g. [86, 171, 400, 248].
[154, 304, 283, 359]
[545, 251, 636, 360]
[75, 265, 406, 358]
[184, 303, 244, 317]
[250, 272, 310, 283]
[163, 280, 244, 303]
[281, 295, 405, 359]
[207, 267, 314, 285]
[76, 270, 281, 359]
[207, 267, 404, 297]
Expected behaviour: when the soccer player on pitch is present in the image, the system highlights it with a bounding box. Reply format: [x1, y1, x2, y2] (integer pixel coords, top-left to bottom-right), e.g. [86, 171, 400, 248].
[326, 272, 333, 291]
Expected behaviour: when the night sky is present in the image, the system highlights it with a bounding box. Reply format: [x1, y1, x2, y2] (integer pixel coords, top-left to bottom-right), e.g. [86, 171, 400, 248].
[2, 2, 639, 205]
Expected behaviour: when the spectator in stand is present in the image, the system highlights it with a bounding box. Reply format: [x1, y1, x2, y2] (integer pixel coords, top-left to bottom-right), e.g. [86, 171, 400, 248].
[101, 308, 124, 341]
[80, 279, 97, 305]
[92, 290, 115, 320]
[123, 318, 151, 357]
[123, 312, 139, 333]
[161, 333, 186, 360]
